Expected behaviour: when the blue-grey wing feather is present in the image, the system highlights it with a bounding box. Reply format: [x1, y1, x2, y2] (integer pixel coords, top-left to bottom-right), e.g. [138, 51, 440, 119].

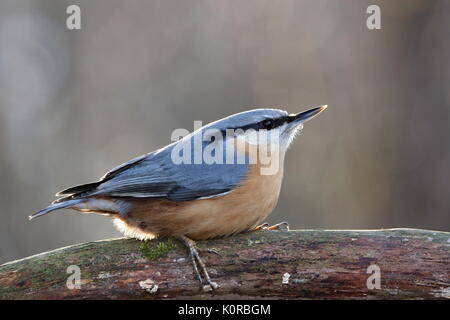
[92, 145, 250, 201]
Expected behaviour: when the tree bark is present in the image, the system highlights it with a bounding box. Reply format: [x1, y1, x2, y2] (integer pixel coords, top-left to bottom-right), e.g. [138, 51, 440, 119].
[0, 228, 449, 299]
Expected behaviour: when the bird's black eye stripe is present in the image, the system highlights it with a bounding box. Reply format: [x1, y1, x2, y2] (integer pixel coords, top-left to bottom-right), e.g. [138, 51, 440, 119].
[262, 119, 274, 129]
[258, 116, 288, 130]
[223, 116, 289, 134]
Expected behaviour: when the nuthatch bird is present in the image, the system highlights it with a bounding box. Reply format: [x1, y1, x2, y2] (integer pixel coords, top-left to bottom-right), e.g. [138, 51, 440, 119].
[31, 105, 327, 289]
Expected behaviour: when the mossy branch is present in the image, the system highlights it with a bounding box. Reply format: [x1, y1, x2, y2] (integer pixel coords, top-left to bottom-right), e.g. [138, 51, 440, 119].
[0, 229, 449, 299]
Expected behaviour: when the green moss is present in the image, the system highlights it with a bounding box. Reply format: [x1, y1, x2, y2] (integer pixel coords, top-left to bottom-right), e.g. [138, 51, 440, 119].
[139, 238, 178, 260]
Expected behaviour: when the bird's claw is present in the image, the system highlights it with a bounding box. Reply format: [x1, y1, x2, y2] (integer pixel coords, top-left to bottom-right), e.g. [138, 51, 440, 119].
[254, 221, 290, 231]
[267, 221, 290, 231]
[253, 222, 269, 231]
[203, 282, 220, 292]
[200, 248, 221, 256]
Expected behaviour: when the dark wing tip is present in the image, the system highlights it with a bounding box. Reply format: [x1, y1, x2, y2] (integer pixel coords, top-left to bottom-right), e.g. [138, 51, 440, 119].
[55, 181, 101, 196]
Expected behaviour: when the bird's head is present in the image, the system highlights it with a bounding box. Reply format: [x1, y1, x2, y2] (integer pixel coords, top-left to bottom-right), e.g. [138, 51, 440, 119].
[204, 105, 327, 152]
[170, 105, 327, 175]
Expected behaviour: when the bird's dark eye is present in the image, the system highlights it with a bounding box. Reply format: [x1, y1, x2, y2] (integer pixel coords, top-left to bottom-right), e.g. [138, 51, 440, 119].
[262, 119, 274, 130]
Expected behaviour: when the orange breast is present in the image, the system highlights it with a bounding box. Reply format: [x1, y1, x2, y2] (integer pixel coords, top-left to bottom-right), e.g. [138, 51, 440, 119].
[114, 146, 285, 240]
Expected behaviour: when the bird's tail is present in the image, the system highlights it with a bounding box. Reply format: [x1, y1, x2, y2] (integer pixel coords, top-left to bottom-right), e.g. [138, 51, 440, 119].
[29, 199, 84, 220]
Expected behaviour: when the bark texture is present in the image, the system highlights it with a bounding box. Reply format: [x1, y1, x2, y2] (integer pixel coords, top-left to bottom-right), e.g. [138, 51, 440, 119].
[0, 228, 449, 299]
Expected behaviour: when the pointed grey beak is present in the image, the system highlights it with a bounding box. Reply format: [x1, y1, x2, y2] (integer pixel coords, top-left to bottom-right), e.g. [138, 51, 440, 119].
[289, 105, 327, 124]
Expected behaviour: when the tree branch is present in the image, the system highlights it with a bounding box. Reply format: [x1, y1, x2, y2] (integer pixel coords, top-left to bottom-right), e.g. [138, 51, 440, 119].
[1, 229, 449, 299]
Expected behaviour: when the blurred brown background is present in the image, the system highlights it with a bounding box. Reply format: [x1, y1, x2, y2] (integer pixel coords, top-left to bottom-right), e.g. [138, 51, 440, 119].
[0, 0, 449, 264]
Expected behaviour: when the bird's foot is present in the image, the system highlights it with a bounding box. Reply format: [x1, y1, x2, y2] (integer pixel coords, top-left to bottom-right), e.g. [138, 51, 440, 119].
[254, 221, 290, 231]
[253, 222, 270, 231]
[176, 235, 219, 291]
[199, 248, 221, 256]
